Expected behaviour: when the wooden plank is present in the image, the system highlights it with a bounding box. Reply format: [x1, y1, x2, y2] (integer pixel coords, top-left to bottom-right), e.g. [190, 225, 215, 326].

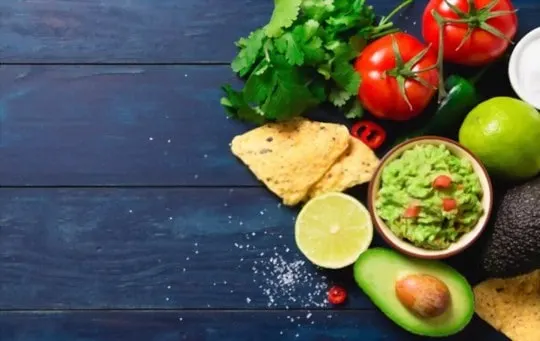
[2, 0, 537, 63]
[0, 65, 259, 187]
[0, 0, 273, 63]
[0, 62, 520, 187]
[0, 188, 490, 310]
[0, 311, 508, 341]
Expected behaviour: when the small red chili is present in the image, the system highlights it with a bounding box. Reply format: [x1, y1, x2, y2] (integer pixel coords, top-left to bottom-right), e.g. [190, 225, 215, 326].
[350, 120, 387, 150]
[328, 285, 347, 305]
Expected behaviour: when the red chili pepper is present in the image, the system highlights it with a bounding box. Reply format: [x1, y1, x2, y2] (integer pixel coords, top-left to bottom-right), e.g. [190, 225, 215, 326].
[350, 120, 387, 150]
[328, 285, 347, 305]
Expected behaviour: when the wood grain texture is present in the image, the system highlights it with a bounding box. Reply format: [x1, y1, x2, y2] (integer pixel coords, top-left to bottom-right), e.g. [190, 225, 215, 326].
[0, 0, 272, 63]
[0, 187, 494, 310]
[0, 311, 508, 341]
[0, 65, 258, 187]
[0, 62, 520, 187]
[1, 0, 537, 63]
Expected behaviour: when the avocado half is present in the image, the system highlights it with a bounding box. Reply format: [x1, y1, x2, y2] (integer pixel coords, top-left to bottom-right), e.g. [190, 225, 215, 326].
[353, 248, 474, 337]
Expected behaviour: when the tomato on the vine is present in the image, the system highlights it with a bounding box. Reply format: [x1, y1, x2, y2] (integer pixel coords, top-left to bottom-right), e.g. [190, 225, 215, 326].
[422, 0, 518, 66]
[354, 32, 439, 121]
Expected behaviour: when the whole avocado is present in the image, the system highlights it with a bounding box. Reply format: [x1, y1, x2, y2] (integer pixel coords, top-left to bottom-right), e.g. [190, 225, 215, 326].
[480, 177, 540, 278]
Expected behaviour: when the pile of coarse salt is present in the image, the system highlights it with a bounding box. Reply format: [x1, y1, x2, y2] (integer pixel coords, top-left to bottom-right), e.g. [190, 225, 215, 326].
[242, 240, 329, 308]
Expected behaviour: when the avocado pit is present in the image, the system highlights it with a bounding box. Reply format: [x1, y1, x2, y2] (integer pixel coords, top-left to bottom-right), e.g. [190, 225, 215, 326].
[395, 273, 451, 318]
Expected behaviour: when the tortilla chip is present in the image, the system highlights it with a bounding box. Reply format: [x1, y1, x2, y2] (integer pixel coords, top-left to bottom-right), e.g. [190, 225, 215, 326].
[473, 270, 540, 341]
[306, 137, 379, 199]
[230, 118, 350, 206]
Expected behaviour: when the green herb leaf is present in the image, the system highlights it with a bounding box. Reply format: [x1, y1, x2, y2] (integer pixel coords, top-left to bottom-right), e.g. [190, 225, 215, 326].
[332, 61, 361, 95]
[264, 0, 303, 38]
[231, 29, 266, 77]
[274, 32, 305, 66]
[329, 88, 352, 107]
[244, 61, 274, 104]
[221, 85, 266, 124]
[261, 65, 321, 120]
[344, 99, 364, 119]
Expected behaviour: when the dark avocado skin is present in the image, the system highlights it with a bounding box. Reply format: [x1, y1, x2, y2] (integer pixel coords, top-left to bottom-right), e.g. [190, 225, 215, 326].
[480, 176, 540, 278]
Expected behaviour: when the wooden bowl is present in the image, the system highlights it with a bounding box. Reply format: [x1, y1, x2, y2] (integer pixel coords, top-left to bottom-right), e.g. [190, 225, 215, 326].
[367, 136, 494, 259]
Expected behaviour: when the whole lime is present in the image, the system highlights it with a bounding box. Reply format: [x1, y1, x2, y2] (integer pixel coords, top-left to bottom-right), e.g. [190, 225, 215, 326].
[459, 97, 540, 180]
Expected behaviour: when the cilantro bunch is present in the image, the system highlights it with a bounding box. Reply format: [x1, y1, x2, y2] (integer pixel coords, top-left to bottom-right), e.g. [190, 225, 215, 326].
[221, 0, 412, 124]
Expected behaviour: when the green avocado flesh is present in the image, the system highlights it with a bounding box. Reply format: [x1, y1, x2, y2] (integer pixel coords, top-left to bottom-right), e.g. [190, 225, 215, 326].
[353, 248, 474, 337]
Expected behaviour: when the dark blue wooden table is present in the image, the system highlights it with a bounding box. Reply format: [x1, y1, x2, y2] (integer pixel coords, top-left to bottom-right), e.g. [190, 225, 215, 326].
[0, 0, 537, 340]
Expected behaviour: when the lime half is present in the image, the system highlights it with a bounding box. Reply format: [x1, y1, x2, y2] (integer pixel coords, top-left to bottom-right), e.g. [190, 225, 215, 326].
[295, 192, 373, 269]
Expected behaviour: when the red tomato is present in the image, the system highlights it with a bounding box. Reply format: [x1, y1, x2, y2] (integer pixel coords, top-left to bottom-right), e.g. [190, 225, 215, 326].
[442, 198, 457, 211]
[433, 175, 452, 189]
[355, 32, 439, 121]
[422, 0, 518, 66]
[404, 204, 421, 218]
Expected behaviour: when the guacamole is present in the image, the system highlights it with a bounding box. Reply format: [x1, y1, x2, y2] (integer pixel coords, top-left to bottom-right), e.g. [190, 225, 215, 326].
[376, 144, 484, 250]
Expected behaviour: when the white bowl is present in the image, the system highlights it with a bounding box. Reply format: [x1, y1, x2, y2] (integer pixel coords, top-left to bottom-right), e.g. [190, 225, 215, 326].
[367, 137, 494, 259]
[509, 26, 540, 109]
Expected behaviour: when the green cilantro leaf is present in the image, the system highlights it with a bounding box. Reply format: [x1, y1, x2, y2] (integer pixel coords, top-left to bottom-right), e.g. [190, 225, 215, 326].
[344, 99, 364, 119]
[274, 32, 304, 66]
[329, 88, 352, 107]
[243, 61, 274, 104]
[231, 29, 266, 77]
[261, 64, 320, 120]
[221, 85, 266, 124]
[264, 0, 302, 38]
[301, 0, 335, 21]
[332, 61, 361, 95]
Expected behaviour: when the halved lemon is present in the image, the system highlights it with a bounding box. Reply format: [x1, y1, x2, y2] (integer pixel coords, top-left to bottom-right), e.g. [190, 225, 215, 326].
[295, 192, 373, 269]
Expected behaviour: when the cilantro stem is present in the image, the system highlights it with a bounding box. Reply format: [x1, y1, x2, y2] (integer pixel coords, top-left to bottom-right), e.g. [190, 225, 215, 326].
[379, 0, 414, 26]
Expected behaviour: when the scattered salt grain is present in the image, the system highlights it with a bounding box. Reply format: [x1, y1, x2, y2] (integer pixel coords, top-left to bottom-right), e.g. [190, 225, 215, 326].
[246, 297, 251, 303]
[169, 217, 173, 220]
[149, 137, 154, 141]
[248, 245, 328, 308]
[203, 154, 208, 158]
[167, 139, 171, 143]
[179, 317, 183, 321]
[306, 313, 312, 319]
[194, 174, 199, 179]
[129, 209, 133, 213]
